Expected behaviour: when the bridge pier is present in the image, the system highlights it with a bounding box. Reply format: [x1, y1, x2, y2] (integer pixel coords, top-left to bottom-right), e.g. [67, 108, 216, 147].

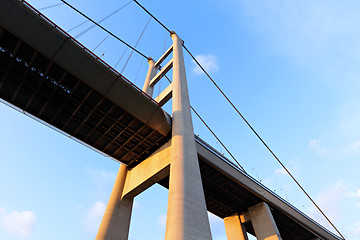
[248, 202, 282, 240]
[224, 214, 249, 240]
[224, 202, 283, 240]
[164, 32, 212, 240]
[95, 164, 133, 240]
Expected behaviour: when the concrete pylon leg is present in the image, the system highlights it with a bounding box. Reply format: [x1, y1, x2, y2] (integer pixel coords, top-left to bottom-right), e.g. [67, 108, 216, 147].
[248, 202, 282, 240]
[142, 58, 156, 96]
[165, 32, 212, 240]
[96, 164, 133, 240]
[224, 214, 249, 240]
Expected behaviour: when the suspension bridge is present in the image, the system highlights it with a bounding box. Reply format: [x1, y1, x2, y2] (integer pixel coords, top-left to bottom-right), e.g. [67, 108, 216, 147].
[0, 0, 346, 239]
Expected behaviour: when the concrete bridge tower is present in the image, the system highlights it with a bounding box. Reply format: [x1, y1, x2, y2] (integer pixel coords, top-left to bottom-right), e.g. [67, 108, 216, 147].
[95, 32, 213, 240]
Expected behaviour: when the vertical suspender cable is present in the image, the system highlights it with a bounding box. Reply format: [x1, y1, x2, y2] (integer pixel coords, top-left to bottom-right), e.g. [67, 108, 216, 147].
[92, 34, 110, 51]
[163, 75, 246, 172]
[60, 0, 149, 60]
[38, 2, 64, 11]
[134, 58, 145, 84]
[74, 1, 133, 38]
[121, 17, 151, 74]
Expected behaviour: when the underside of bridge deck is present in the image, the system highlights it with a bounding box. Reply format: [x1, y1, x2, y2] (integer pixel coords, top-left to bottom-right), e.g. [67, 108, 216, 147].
[0, 26, 169, 167]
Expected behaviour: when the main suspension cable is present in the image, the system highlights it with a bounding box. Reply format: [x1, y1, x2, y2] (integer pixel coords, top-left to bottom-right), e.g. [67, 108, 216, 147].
[183, 44, 345, 240]
[68, 1, 132, 33]
[115, 48, 128, 69]
[60, 0, 149, 60]
[133, 0, 172, 34]
[191, 105, 246, 172]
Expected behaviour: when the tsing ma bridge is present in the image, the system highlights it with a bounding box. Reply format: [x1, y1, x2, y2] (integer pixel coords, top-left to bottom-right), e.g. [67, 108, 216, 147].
[0, 0, 342, 239]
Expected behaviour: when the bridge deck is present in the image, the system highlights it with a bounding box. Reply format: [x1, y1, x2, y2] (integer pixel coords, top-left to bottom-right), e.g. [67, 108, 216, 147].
[0, 0, 171, 167]
[0, 0, 340, 239]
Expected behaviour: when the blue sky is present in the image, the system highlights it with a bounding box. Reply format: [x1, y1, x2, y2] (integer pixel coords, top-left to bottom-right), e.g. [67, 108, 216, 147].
[1, 0, 360, 239]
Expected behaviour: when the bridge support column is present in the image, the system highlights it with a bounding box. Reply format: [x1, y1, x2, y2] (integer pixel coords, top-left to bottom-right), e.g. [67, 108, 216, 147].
[142, 58, 156, 95]
[248, 202, 282, 240]
[224, 214, 248, 240]
[95, 164, 133, 240]
[165, 32, 212, 240]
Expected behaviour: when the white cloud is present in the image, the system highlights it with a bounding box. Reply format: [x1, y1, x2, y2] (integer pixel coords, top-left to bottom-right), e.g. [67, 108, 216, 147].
[262, 178, 272, 186]
[85, 201, 106, 232]
[192, 54, 219, 75]
[0, 210, 36, 237]
[274, 168, 286, 175]
[347, 189, 360, 198]
[309, 139, 327, 155]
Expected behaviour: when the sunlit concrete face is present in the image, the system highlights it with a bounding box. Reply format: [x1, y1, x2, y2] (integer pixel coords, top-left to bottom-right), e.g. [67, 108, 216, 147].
[164, 32, 212, 240]
[224, 214, 249, 240]
[248, 202, 282, 240]
[96, 164, 133, 240]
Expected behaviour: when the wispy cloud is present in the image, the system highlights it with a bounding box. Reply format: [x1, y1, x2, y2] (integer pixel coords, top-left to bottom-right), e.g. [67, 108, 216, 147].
[85, 201, 106, 232]
[192, 54, 219, 75]
[308, 181, 347, 229]
[86, 167, 116, 201]
[309, 138, 360, 158]
[340, 104, 360, 138]
[0, 209, 37, 237]
[87, 168, 116, 188]
[157, 214, 167, 229]
[344, 221, 360, 239]
[230, 0, 360, 94]
[309, 139, 328, 156]
[235, 1, 360, 61]
[274, 158, 300, 176]
[347, 189, 360, 198]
